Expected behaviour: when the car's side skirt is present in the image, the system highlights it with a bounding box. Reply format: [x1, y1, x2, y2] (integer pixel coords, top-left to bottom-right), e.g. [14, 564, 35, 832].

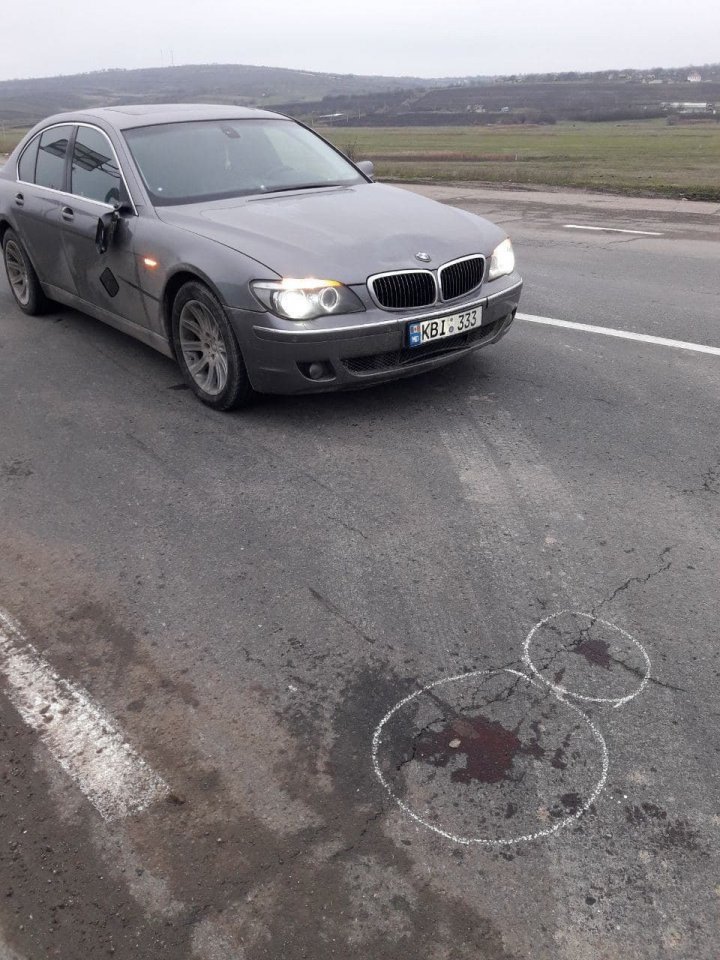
[41, 284, 175, 359]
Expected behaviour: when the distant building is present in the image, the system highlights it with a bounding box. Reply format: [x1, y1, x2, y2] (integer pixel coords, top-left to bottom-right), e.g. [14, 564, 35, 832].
[315, 113, 348, 124]
[662, 101, 715, 114]
[688, 71, 702, 83]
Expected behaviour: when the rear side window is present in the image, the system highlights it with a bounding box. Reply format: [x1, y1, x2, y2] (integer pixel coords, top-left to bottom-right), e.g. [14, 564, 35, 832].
[71, 126, 124, 205]
[17, 135, 40, 183]
[35, 125, 73, 191]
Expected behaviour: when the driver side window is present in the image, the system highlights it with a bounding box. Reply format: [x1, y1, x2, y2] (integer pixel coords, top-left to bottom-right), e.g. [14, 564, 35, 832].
[70, 126, 126, 205]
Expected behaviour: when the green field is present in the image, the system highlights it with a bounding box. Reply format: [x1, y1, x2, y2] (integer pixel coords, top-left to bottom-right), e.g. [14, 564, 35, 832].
[323, 121, 720, 201]
[3, 120, 719, 201]
[0, 128, 26, 155]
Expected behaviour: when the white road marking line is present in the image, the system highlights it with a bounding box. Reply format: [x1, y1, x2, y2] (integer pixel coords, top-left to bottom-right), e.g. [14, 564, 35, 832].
[563, 224, 664, 236]
[517, 313, 720, 357]
[0, 608, 168, 820]
[371, 668, 608, 846]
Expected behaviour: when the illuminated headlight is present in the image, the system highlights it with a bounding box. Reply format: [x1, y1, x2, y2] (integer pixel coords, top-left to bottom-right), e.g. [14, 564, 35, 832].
[488, 239, 515, 281]
[251, 278, 365, 321]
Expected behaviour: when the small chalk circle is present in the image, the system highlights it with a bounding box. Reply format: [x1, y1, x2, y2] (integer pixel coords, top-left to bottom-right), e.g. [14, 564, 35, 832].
[522, 610, 651, 708]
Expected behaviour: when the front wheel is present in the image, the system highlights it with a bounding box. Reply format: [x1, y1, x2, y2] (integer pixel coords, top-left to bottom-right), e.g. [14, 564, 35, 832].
[2, 229, 49, 315]
[171, 281, 253, 411]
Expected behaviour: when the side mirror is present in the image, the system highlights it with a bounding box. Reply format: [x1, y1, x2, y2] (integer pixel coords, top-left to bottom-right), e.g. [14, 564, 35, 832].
[357, 159, 375, 180]
[95, 212, 115, 255]
[95, 202, 133, 255]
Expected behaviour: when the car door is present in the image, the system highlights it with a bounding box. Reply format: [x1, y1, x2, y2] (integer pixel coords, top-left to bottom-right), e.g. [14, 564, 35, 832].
[14, 124, 76, 292]
[61, 124, 145, 324]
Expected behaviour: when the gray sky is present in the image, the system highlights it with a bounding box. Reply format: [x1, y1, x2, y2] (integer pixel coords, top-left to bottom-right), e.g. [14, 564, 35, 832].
[2, 0, 718, 81]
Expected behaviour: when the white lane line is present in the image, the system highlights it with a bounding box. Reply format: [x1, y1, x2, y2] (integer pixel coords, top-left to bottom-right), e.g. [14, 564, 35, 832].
[517, 313, 720, 357]
[0, 608, 168, 820]
[563, 224, 664, 237]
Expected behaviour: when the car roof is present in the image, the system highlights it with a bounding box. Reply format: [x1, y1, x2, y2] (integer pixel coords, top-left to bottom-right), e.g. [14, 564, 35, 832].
[36, 103, 286, 131]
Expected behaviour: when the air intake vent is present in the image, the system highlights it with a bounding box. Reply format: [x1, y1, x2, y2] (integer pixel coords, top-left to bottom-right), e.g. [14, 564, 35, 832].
[369, 271, 437, 310]
[342, 320, 500, 374]
[439, 256, 485, 301]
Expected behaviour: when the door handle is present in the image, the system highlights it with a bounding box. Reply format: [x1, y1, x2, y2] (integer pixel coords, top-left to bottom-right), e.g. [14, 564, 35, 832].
[61, 206, 74, 222]
[14, 193, 24, 207]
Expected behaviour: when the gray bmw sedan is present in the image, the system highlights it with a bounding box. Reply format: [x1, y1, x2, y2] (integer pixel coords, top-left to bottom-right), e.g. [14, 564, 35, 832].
[0, 104, 522, 410]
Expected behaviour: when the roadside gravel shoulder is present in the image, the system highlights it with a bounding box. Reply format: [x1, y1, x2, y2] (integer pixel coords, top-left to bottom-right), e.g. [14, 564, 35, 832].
[399, 181, 720, 219]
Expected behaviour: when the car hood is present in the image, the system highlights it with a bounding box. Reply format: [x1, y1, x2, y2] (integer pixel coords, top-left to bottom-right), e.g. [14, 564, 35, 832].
[157, 182, 506, 282]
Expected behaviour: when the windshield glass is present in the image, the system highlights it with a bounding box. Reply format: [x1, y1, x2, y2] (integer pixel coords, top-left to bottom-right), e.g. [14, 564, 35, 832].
[123, 118, 364, 205]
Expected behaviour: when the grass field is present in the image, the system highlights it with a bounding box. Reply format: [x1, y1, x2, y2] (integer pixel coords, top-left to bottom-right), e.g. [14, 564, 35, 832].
[2, 120, 719, 201]
[323, 120, 720, 201]
[0, 128, 26, 155]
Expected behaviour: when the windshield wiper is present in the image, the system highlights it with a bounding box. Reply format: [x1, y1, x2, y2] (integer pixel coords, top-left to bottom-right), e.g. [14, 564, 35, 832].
[261, 182, 343, 194]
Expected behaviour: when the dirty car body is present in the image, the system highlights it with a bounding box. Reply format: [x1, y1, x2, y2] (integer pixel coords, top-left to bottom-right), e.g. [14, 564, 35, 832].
[0, 104, 522, 408]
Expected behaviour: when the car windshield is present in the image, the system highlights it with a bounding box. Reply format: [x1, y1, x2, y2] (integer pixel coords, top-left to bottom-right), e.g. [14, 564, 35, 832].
[123, 118, 364, 205]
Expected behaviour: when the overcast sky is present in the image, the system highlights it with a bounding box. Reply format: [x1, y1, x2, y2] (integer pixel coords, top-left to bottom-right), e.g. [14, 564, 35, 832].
[1, 0, 718, 81]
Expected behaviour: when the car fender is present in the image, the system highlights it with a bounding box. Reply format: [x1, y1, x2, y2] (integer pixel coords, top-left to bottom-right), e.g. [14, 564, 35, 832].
[128, 215, 277, 341]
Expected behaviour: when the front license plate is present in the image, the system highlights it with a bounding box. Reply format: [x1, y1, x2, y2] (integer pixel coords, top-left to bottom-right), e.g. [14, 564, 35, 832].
[407, 307, 481, 347]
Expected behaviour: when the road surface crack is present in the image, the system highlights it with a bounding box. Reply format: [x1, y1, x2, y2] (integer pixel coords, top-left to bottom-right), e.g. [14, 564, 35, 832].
[593, 545, 674, 615]
[326, 516, 370, 541]
[395, 714, 447, 772]
[329, 806, 387, 860]
[682, 462, 719, 496]
[307, 587, 377, 645]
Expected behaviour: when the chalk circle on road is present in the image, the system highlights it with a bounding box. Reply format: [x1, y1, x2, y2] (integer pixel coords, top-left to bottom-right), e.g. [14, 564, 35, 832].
[522, 611, 651, 709]
[372, 669, 608, 846]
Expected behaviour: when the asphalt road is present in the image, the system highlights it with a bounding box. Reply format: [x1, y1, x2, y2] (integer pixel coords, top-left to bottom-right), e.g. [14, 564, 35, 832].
[0, 184, 718, 960]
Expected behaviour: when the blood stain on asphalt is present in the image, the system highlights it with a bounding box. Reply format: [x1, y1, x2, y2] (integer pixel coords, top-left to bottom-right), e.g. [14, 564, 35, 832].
[414, 714, 544, 784]
[559, 792, 583, 814]
[574, 637, 613, 670]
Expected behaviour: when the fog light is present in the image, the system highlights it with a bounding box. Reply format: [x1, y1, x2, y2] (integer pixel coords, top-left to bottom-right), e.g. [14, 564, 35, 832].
[308, 362, 328, 380]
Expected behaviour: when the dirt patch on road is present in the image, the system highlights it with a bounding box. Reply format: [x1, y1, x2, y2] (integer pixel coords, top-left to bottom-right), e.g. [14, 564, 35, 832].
[0, 530, 517, 959]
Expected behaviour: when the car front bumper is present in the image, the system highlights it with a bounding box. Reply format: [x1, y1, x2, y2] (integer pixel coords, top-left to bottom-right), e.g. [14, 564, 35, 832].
[228, 275, 522, 395]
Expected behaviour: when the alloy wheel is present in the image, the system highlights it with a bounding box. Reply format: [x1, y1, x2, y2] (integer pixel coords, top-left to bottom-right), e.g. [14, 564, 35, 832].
[178, 300, 229, 397]
[4, 240, 30, 306]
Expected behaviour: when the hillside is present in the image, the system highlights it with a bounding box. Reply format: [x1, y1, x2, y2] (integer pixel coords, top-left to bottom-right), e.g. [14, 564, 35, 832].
[1, 62, 719, 129]
[0, 63, 448, 126]
[276, 76, 720, 126]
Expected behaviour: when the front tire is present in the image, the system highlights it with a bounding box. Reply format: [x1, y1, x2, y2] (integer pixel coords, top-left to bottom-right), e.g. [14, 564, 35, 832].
[2, 229, 49, 315]
[171, 281, 253, 411]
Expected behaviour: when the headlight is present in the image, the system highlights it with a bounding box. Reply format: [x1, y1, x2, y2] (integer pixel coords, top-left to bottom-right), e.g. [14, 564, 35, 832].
[251, 278, 365, 321]
[488, 239, 515, 281]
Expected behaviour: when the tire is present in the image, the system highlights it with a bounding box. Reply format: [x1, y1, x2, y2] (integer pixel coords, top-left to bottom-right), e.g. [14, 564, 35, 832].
[2, 229, 49, 315]
[171, 281, 253, 411]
